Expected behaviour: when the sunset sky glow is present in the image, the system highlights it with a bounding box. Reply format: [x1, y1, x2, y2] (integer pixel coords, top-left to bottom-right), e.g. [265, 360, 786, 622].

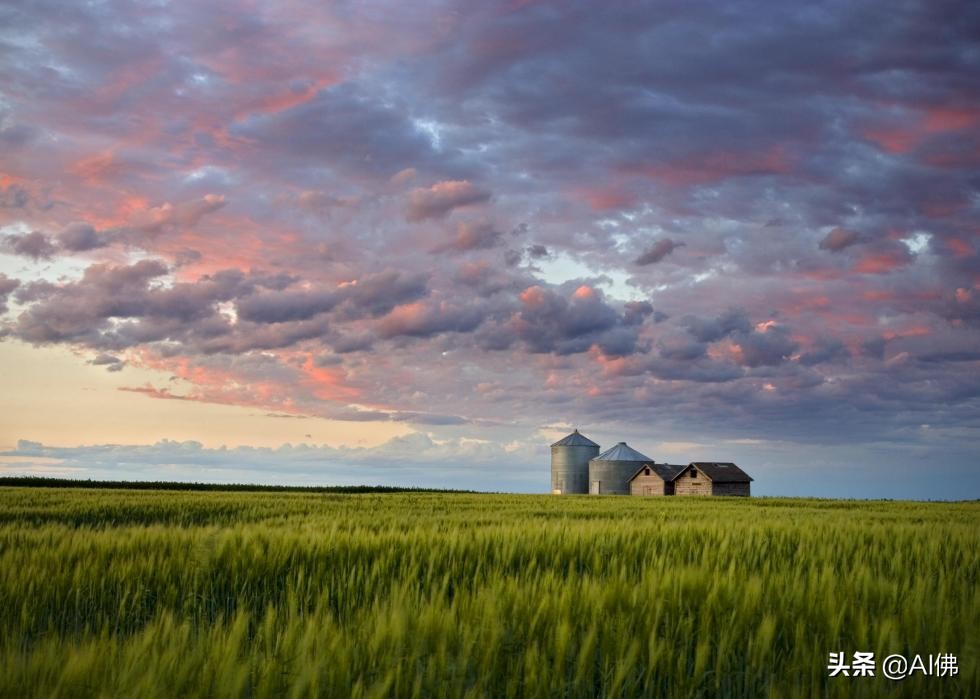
[1, 1, 978, 497]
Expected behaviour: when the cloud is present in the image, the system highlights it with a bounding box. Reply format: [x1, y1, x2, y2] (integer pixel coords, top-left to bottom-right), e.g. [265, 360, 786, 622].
[0, 0, 979, 491]
[0, 274, 20, 313]
[511, 284, 643, 356]
[237, 288, 340, 324]
[681, 309, 752, 343]
[137, 195, 227, 235]
[56, 223, 109, 251]
[733, 324, 798, 368]
[3, 231, 56, 260]
[233, 83, 443, 178]
[799, 339, 850, 366]
[0, 184, 30, 208]
[89, 353, 126, 372]
[9, 260, 263, 347]
[377, 300, 485, 339]
[432, 220, 503, 253]
[0, 435, 539, 490]
[635, 238, 685, 265]
[527, 244, 550, 259]
[407, 180, 491, 222]
[818, 227, 860, 252]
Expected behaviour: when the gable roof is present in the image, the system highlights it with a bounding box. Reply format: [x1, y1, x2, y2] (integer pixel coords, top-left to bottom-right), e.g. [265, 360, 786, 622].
[672, 462, 753, 483]
[627, 463, 685, 482]
[550, 429, 600, 448]
[593, 442, 652, 462]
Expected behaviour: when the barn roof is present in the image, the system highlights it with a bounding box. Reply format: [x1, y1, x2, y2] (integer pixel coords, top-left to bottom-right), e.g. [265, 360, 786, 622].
[550, 429, 600, 448]
[676, 462, 753, 483]
[593, 442, 652, 462]
[627, 463, 685, 482]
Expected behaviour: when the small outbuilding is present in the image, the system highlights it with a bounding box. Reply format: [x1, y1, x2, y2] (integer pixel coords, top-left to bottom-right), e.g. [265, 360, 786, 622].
[672, 462, 752, 497]
[628, 463, 685, 496]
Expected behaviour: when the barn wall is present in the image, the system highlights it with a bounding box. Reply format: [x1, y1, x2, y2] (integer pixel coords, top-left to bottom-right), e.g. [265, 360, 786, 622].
[629, 473, 668, 496]
[711, 482, 751, 497]
[672, 470, 711, 496]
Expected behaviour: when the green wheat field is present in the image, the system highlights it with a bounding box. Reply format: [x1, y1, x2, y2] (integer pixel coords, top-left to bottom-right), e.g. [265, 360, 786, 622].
[0, 487, 977, 698]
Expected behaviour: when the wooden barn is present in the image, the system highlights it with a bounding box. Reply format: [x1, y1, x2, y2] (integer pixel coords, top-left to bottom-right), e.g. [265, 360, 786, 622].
[671, 462, 752, 497]
[628, 463, 684, 496]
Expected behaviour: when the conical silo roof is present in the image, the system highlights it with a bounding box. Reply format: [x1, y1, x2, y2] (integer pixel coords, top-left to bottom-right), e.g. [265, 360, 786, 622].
[593, 442, 651, 462]
[551, 429, 600, 448]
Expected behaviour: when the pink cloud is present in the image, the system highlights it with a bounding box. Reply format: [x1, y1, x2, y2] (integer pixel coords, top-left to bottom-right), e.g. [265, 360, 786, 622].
[627, 146, 792, 187]
[406, 181, 491, 221]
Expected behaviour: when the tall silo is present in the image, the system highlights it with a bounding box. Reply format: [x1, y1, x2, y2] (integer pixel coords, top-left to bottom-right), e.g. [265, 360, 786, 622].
[550, 429, 600, 494]
[588, 442, 653, 495]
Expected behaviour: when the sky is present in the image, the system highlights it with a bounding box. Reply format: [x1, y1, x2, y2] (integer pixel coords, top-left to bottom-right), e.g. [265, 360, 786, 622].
[1, 0, 978, 498]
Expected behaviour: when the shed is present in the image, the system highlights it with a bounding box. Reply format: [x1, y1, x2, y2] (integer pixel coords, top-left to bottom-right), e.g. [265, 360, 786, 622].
[672, 462, 752, 497]
[628, 463, 685, 496]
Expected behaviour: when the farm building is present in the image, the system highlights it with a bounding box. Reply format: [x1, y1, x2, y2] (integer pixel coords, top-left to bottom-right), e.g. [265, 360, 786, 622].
[628, 463, 684, 496]
[550, 429, 599, 494]
[671, 462, 752, 497]
[550, 430, 753, 496]
[588, 442, 654, 495]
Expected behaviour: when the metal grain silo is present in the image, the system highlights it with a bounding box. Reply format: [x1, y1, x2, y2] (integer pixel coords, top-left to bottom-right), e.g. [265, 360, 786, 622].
[550, 429, 600, 494]
[588, 442, 653, 495]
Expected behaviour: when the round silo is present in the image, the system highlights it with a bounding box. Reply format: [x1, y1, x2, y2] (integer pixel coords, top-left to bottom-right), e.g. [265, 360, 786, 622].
[588, 442, 653, 495]
[550, 429, 600, 494]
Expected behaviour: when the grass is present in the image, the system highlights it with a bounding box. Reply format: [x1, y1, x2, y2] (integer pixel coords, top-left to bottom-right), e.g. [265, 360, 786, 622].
[0, 475, 472, 494]
[0, 487, 976, 697]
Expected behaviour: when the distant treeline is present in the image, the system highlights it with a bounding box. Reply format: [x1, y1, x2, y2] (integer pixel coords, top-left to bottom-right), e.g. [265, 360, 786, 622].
[0, 476, 474, 494]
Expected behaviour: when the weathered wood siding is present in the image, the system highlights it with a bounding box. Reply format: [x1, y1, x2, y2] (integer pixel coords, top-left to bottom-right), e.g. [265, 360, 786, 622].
[672, 468, 711, 496]
[674, 467, 751, 496]
[711, 482, 751, 497]
[629, 472, 669, 496]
